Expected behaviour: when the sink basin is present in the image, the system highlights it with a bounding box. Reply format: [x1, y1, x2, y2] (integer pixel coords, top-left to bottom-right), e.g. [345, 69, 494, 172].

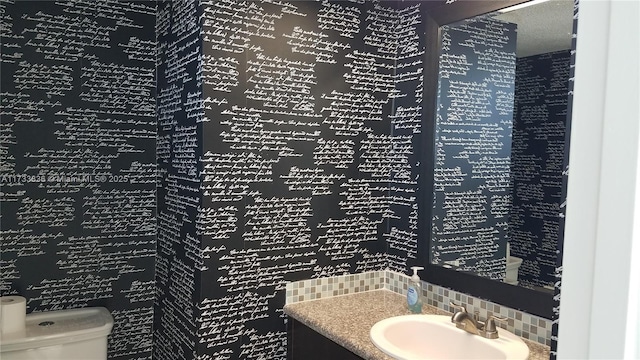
[370, 314, 529, 360]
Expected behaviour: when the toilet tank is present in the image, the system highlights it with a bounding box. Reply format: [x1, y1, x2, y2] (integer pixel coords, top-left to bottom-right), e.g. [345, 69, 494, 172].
[0, 307, 113, 360]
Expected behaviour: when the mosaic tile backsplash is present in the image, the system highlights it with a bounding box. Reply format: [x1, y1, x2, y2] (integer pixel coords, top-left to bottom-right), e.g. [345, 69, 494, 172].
[286, 270, 552, 346]
[286, 271, 386, 303]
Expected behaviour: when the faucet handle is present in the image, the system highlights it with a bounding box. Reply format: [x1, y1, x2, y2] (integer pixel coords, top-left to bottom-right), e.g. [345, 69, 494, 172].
[449, 301, 467, 313]
[483, 315, 508, 339]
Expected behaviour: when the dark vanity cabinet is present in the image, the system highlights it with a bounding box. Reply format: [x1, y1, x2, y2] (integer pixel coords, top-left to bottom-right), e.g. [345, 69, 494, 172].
[287, 318, 364, 360]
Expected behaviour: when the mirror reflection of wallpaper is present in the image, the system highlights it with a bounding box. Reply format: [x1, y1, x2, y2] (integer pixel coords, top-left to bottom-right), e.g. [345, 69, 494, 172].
[0, 1, 156, 359]
[431, 17, 518, 280]
[510, 50, 571, 290]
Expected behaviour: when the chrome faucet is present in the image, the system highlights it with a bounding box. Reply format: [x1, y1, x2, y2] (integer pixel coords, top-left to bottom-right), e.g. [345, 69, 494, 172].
[449, 301, 507, 339]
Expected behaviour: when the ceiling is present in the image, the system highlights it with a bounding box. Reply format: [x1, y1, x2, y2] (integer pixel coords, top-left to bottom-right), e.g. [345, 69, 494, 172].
[492, 0, 574, 58]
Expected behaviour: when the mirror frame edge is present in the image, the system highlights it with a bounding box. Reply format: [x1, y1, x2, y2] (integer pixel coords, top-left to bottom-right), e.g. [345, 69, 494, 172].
[417, 0, 555, 320]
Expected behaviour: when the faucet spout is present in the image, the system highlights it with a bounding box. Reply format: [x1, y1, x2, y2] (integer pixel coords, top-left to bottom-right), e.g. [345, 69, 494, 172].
[451, 311, 481, 335]
[449, 301, 509, 339]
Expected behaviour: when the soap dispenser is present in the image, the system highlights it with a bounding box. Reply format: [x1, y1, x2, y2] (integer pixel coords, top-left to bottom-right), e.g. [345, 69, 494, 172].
[407, 266, 424, 313]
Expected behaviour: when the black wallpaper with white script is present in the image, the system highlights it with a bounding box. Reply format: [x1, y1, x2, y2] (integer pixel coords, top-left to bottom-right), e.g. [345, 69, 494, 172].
[154, 0, 203, 358]
[0, 1, 156, 359]
[153, 0, 423, 358]
[1, 0, 572, 358]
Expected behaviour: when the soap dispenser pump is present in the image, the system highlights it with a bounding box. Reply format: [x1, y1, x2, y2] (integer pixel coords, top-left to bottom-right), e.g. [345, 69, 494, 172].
[407, 266, 424, 313]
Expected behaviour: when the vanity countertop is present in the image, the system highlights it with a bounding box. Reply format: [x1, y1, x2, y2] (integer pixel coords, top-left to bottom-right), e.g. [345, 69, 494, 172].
[284, 289, 550, 360]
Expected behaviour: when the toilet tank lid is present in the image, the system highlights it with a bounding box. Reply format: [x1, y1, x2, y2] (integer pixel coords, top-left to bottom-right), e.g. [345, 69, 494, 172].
[0, 307, 114, 352]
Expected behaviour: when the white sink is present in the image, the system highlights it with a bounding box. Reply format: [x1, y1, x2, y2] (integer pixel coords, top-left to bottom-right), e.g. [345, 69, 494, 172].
[370, 315, 529, 360]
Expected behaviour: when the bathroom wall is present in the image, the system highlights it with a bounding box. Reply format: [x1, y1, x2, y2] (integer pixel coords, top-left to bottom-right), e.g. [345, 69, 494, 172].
[387, 2, 425, 272]
[431, 16, 518, 280]
[197, 1, 422, 357]
[0, 1, 156, 359]
[510, 50, 571, 289]
[154, 0, 203, 358]
[152, 0, 424, 358]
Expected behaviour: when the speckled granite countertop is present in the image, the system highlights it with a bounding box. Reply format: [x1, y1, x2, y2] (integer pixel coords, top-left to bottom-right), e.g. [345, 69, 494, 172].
[284, 290, 550, 360]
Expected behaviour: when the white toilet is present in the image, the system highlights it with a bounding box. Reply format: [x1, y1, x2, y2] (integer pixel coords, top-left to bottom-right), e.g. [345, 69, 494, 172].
[504, 255, 523, 285]
[0, 307, 113, 360]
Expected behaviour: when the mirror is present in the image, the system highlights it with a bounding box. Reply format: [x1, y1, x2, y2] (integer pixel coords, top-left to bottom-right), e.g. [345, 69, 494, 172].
[418, 0, 576, 320]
